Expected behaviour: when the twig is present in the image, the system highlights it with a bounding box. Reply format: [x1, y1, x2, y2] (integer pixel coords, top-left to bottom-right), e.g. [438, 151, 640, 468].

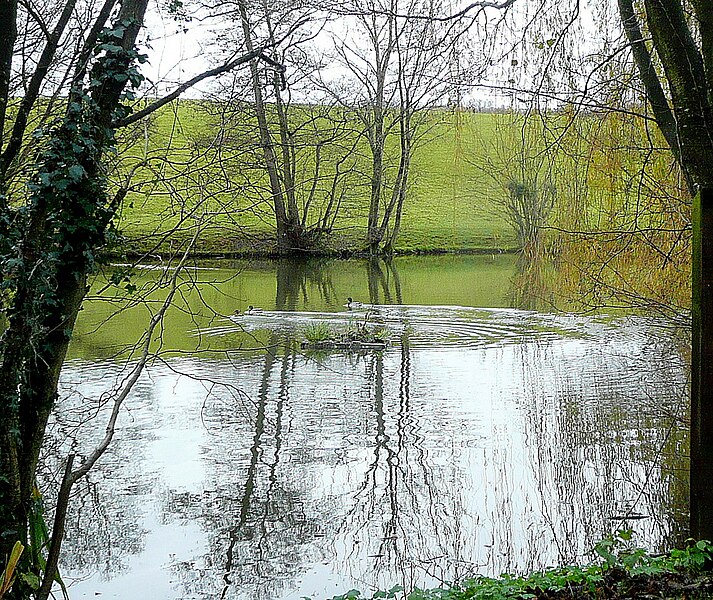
[36, 455, 74, 600]
[35, 226, 202, 600]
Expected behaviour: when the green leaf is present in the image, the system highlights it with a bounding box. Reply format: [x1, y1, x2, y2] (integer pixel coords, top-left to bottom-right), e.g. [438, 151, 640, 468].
[618, 529, 634, 541]
[20, 572, 41, 590]
[100, 43, 123, 53]
[67, 164, 85, 181]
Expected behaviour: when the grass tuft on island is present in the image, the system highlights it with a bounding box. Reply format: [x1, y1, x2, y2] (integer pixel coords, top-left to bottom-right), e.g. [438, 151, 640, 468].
[310, 533, 713, 600]
[301, 316, 390, 351]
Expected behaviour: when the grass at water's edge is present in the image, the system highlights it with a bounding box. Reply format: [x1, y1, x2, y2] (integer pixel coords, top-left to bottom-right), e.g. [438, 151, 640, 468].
[309, 534, 713, 600]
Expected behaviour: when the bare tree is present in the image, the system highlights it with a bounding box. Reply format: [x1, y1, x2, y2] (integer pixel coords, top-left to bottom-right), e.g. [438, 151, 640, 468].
[322, 0, 478, 255]
[217, 0, 361, 252]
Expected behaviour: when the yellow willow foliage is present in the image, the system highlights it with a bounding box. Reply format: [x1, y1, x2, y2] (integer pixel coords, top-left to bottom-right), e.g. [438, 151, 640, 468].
[546, 109, 690, 314]
[0, 542, 24, 599]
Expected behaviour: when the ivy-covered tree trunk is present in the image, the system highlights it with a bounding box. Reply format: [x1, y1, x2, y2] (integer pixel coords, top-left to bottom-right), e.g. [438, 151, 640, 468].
[0, 0, 148, 594]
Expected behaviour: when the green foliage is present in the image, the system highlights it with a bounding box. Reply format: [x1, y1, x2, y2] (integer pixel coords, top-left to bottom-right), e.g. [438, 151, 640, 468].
[302, 316, 390, 346]
[592, 529, 713, 576]
[669, 540, 713, 571]
[0, 490, 68, 598]
[108, 265, 137, 294]
[302, 584, 404, 600]
[342, 318, 390, 344]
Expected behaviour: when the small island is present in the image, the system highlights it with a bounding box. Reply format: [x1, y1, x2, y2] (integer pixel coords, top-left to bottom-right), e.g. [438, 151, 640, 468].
[300, 320, 389, 351]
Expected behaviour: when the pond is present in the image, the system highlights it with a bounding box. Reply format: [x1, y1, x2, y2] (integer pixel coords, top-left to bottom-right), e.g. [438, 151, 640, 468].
[50, 254, 689, 600]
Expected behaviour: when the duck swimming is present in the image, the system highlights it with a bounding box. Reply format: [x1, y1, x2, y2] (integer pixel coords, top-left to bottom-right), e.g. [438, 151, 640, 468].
[245, 305, 263, 315]
[344, 297, 365, 309]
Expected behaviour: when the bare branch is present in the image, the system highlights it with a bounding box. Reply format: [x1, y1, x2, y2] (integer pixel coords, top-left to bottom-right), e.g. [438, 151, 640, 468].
[36, 454, 74, 600]
[115, 50, 285, 128]
[342, 0, 518, 21]
[68, 228, 200, 484]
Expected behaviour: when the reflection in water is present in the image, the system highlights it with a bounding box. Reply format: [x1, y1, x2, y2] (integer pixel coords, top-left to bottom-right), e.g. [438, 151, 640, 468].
[68, 255, 519, 361]
[366, 258, 403, 306]
[508, 248, 552, 311]
[54, 301, 688, 600]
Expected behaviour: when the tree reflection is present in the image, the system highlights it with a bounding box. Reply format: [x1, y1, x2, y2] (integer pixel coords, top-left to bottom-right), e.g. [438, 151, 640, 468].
[508, 246, 554, 311]
[52, 260, 690, 600]
[366, 258, 403, 305]
[275, 258, 340, 310]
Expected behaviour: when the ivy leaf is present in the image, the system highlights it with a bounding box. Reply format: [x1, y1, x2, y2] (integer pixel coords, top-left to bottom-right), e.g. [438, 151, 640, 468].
[107, 25, 126, 38]
[20, 572, 41, 590]
[68, 164, 85, 181]
[102, 43, 124, 53]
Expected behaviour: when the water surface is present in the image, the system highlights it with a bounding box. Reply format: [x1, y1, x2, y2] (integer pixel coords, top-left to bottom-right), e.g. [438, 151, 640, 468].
[51, 255, 689, 600]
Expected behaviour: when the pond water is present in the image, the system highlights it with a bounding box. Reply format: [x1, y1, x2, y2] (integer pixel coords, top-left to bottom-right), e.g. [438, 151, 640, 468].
[51, 255, 689, 600]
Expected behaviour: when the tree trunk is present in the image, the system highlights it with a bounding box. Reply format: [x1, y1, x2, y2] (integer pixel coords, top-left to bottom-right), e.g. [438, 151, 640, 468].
[616, 0, 683, 179]
[367, 115, 385, 255]
[236, 0, 291, 252]
[691, 187, 713, 541]
[644, 0, 713, 188]
[0, 0, 149, 589]
[636, 0, 713, 541]
[0, 0, 17, 150]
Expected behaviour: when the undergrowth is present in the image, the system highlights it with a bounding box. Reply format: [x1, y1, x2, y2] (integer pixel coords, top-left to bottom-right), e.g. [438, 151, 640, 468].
[308, 531, 713, 600]
[303, 313, 390, 345]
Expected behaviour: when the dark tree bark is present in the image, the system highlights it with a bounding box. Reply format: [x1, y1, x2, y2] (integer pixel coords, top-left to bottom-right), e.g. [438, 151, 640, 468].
[643, 0, 713, 189]
[616, 0, 682, 174]
[0, 1, 149, 592]
[0, 0, 18, 150]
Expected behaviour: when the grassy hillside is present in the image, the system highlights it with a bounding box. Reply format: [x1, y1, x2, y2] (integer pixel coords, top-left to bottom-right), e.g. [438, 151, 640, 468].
[112, 101, 519, 256]
[110, 97, 688, 300]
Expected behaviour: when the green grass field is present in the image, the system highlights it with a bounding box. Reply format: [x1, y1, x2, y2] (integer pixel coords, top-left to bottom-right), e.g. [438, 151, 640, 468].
[112, 101, 521, 256]
[111, 100, 683, 259]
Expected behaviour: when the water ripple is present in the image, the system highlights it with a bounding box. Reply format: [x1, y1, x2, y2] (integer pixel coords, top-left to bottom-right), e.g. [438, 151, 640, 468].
[192, 305, 658, 353]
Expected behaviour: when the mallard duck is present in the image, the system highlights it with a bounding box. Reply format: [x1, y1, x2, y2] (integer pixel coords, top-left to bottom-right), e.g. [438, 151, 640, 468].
[344, 297, 365, 309]
[245, 305, 263, 315]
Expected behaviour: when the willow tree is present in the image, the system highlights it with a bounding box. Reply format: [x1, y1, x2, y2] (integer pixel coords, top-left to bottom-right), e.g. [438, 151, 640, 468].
[0, 0, 281, 596]
[499, 0, 713, 539]
[583, 0, 713, 540]
[616, 0, 713, 543]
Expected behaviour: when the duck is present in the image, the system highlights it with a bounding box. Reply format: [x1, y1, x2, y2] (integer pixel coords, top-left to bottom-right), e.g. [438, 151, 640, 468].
[344, 297, 365, 309]
[245, 305, 263, 315]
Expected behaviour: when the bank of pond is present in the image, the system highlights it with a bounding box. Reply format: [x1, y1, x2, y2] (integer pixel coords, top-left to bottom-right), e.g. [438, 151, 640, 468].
[320, 534, 713, 599]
